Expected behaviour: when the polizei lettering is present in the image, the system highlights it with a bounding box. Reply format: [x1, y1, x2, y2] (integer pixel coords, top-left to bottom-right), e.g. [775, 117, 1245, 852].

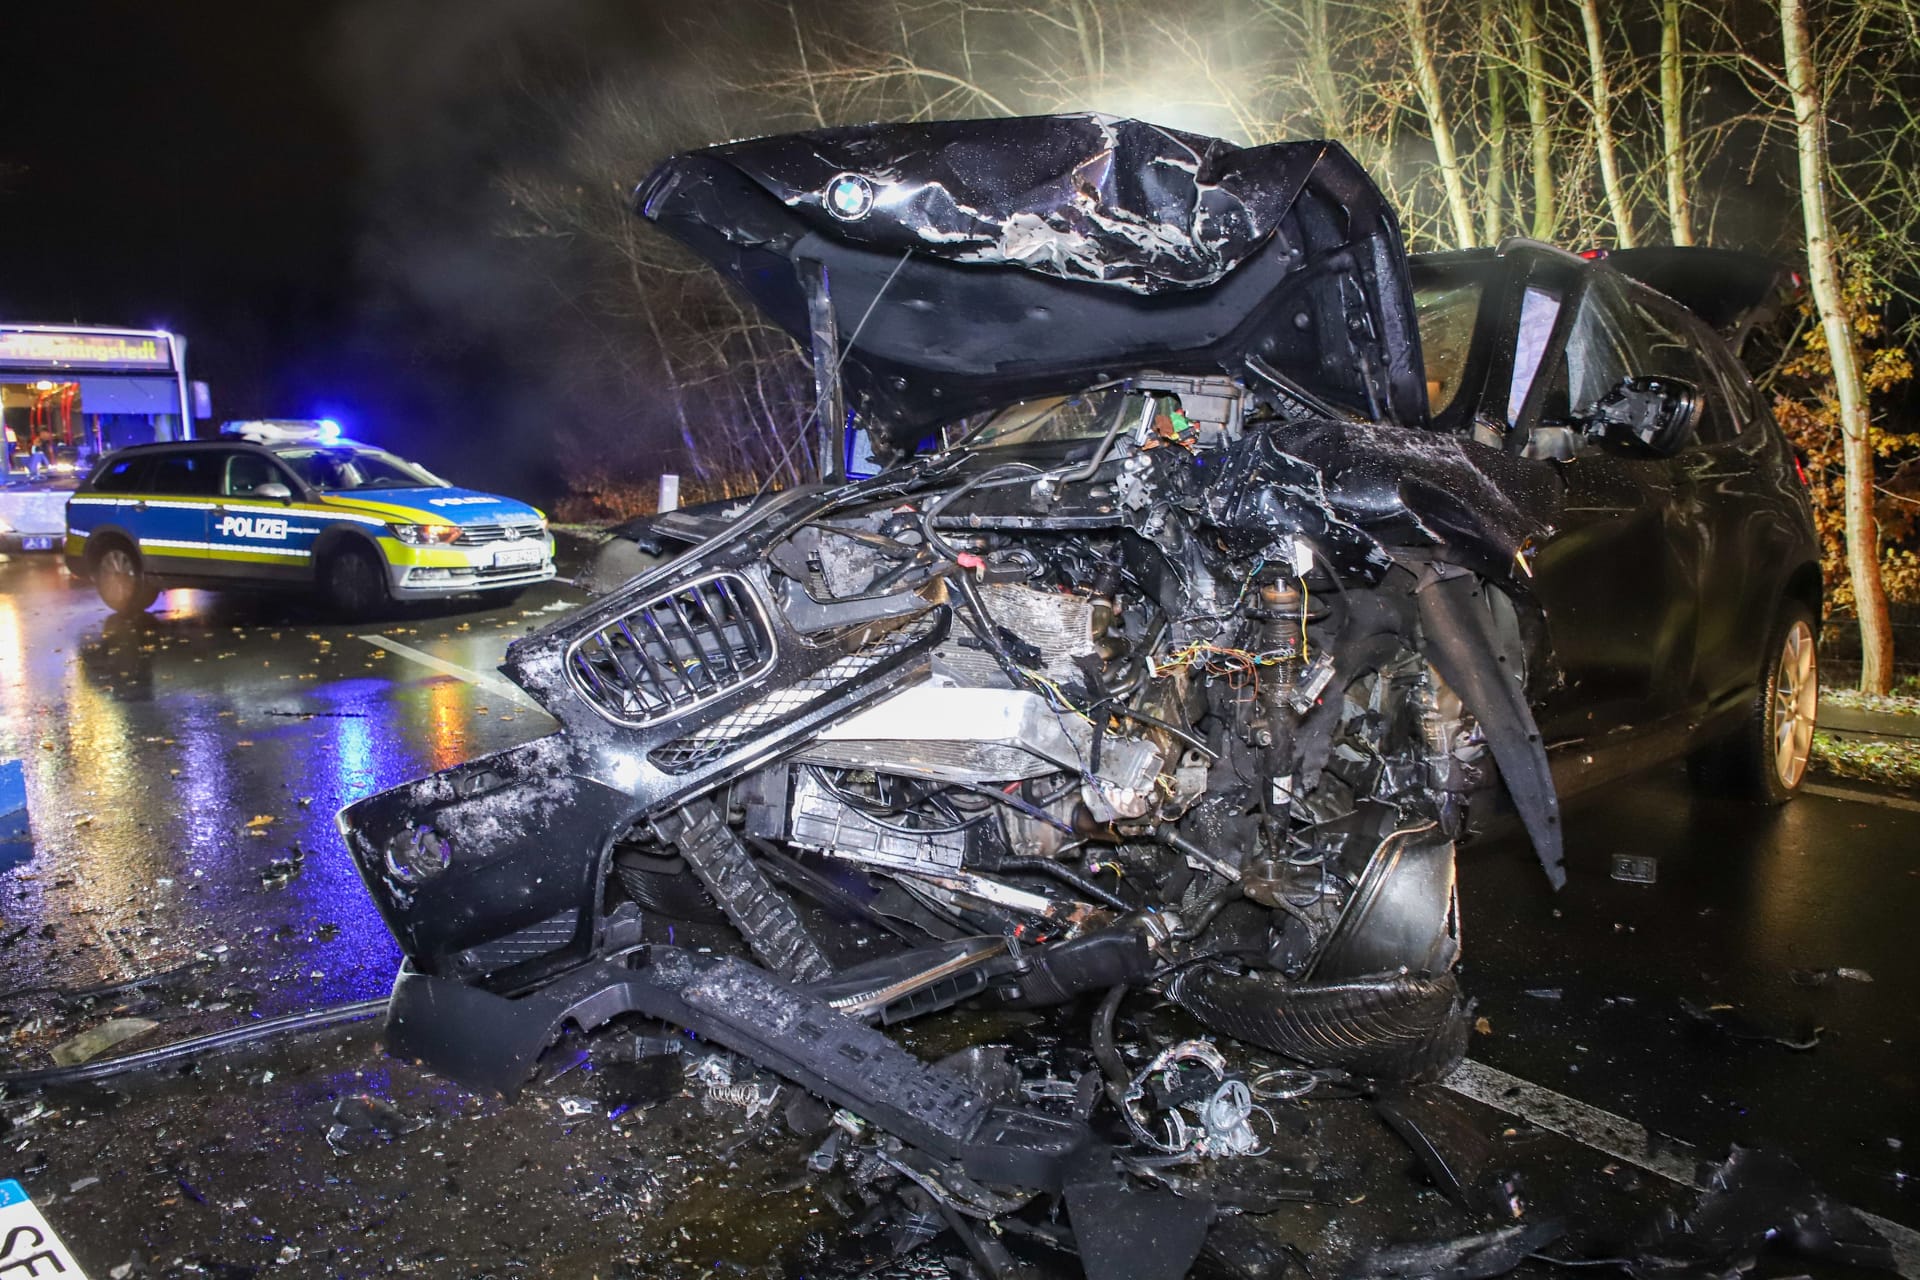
[217, 515, 290, 540]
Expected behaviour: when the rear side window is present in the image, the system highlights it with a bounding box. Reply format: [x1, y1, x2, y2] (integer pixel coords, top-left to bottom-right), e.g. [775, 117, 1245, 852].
[1624, 297, 1739, 446]
[143, 451, 221, 497]
[90, 455, 152, 494]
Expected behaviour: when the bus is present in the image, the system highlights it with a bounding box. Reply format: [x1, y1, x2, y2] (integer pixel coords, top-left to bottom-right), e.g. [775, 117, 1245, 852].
[0, 324, 209, 550]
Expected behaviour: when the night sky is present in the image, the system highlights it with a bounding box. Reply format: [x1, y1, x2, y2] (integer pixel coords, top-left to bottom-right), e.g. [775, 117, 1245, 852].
[0, 1, 677, 504]
[2, 6, 358, 424]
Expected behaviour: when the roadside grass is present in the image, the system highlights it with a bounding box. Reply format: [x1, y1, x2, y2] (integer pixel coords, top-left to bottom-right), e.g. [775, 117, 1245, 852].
[1820, 687, 1920, 718]
[1810, 731, 1920, 790]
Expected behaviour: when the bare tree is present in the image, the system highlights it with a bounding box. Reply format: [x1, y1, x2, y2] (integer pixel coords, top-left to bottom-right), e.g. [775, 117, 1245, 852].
[1480, 0, 1509, 242]
[1577, 0, 1636, 247]
[1659, 0, 1693, 244]
[1781, 0, 1894, 691]
[1402, 0, 1479, 247]
[1517, 0, 1556, 239]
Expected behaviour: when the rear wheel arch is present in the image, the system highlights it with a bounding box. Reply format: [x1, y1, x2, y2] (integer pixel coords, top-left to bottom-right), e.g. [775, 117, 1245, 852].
[84, 528, 139, 568]
[1783, 561, 1823, 634]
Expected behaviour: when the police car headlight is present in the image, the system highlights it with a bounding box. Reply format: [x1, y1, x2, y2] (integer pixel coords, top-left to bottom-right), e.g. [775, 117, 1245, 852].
[392, 523, 461, 545]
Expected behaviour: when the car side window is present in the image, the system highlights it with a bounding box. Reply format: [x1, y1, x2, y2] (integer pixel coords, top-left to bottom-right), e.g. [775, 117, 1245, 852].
[143, 451, 221, 497]
[91, 455, 152, 494]
[1620, 294, 1737, 446]
[1506, 285, 1563, 428]
[1695, 321, 1767, 437]
[225, 452, 294, 497]
[1533, 277, 1642, 428]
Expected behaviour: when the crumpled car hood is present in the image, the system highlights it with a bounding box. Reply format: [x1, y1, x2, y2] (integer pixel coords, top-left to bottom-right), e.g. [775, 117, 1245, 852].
[635, 113, 1427, 444]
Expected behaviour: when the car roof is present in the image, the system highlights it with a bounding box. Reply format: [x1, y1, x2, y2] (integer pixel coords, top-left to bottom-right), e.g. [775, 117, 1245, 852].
[95, 438, 277, 459]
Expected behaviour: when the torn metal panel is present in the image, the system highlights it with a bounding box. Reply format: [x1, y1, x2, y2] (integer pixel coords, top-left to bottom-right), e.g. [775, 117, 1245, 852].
[636, 113, 1427, 442]
[1415, 567, 1566, 888]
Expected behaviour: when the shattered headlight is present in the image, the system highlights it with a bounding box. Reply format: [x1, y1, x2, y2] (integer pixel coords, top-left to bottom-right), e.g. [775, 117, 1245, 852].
[391, 523, 463, 546]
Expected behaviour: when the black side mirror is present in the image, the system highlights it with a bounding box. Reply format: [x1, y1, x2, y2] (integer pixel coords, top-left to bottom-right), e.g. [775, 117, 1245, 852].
[1582, 375, 1699, 457]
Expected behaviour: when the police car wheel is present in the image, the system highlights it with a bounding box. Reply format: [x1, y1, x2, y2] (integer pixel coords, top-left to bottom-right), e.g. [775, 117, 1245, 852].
[324, 546, 390, 617]
[95, 545, 158, 615]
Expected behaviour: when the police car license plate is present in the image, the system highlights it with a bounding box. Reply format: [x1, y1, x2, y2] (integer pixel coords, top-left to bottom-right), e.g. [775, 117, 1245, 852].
[19, 537, 54, 551]
[493, 544, 543, 569]
[0, 1179, 90, 1278]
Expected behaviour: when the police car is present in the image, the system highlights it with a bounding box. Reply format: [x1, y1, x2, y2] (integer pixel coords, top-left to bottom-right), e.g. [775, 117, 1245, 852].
[64, 420, 555, 615]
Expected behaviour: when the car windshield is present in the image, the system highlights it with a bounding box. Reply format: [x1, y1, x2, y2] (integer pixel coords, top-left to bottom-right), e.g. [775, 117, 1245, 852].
[1412, 274, 1485, 418]
[276, 446, 442, 492]
[947, 387, 1135, 451]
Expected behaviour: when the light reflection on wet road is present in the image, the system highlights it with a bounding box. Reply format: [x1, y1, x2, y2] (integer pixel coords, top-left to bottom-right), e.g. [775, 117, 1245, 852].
[0, 554, 561, 1022]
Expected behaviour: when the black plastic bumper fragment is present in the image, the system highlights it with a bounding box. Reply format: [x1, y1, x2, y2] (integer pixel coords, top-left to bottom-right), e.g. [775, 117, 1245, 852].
[655, 800, 834, 981]
[384, 947, 1087, 1191]
[1415, 568, 1566, 889]
[1166, 967, 1469, 1083]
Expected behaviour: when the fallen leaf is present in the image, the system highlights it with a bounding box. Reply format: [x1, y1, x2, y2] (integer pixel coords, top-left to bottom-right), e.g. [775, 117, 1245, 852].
[246, 815, 275, 828]
[1474, 1016, 1493, 1035]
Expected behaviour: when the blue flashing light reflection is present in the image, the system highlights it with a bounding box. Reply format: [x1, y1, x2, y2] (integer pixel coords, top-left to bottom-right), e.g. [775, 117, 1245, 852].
[317, 418, 342, 443]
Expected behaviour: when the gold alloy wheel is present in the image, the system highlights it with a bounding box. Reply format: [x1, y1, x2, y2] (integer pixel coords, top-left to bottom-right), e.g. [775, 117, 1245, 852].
[1774, 618, 1818, 790]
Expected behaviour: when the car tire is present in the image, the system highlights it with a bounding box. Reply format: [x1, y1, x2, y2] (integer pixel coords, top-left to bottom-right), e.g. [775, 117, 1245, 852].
[1689, 601, 1819, 804]
[323, 545, 391, 618]
[93, 543, 159, 615]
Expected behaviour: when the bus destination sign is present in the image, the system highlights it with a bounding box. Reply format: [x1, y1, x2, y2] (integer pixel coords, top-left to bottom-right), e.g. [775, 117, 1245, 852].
[0, 330, 174, 371]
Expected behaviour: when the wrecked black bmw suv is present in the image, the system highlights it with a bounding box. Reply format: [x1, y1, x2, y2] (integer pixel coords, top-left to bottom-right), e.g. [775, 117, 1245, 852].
[338, 114, 1819, 1235]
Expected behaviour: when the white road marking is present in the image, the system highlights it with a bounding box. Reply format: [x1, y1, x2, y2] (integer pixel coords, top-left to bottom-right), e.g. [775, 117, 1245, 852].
[1804, 783, 1920, 815]
[359, 635, 547, 713]
[1447, 1059, 1920, 1278]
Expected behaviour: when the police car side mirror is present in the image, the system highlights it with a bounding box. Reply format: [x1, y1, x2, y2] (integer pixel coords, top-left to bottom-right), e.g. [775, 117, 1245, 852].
[254, 482, 293, 502]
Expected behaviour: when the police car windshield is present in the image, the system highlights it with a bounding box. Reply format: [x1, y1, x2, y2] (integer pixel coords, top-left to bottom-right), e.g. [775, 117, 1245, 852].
[277, 446, 441, 492]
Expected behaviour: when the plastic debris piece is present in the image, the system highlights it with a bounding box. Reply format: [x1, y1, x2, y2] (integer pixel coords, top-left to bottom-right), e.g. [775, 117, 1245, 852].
[1610, 854, 1658, 884]
[1196, 1079, 1265, 1157]
[1343, 1220, 1566, 1280]
[49, 1016, 158, 1066]
[1680, 998, 1823, 1051]
[260, 847, 305, 888]
[556, 1096, 597, 1117]
[1644, 1145, 1894, 1271]
[324, 1092, 428, 1155]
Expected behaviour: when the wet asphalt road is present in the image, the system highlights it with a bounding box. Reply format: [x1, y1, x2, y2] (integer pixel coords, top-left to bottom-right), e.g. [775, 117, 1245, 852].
[0, 547, 1915, 1278]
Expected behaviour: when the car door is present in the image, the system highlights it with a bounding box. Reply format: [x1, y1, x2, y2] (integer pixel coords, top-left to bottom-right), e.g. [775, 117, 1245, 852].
[1640, 306, 1792, 712]
[1520, 272, 1699, 747]
[132, 449, 222, 575]
[205, 449, 313, 583]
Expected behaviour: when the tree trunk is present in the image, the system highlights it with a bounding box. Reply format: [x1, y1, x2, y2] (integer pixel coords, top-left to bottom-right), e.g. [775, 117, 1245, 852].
[1519, 0, 1555, 240]
[1482, 0, 1508, 244]
[1304, 0, 1349, 139]
[1578, 0, 1635, 247]
[1782, 0, 1893, 693]
[1660, 0, 1692, 245]
[786, 1, 826, 128]
[1403, 0, 1478, 249]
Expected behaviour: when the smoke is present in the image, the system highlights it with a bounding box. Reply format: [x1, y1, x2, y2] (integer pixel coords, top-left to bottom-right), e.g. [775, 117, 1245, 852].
[318, 0, 694, 504]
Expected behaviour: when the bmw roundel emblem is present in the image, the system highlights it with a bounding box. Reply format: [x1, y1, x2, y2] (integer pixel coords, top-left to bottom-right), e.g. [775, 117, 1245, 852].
[825, 173, 875, 221]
